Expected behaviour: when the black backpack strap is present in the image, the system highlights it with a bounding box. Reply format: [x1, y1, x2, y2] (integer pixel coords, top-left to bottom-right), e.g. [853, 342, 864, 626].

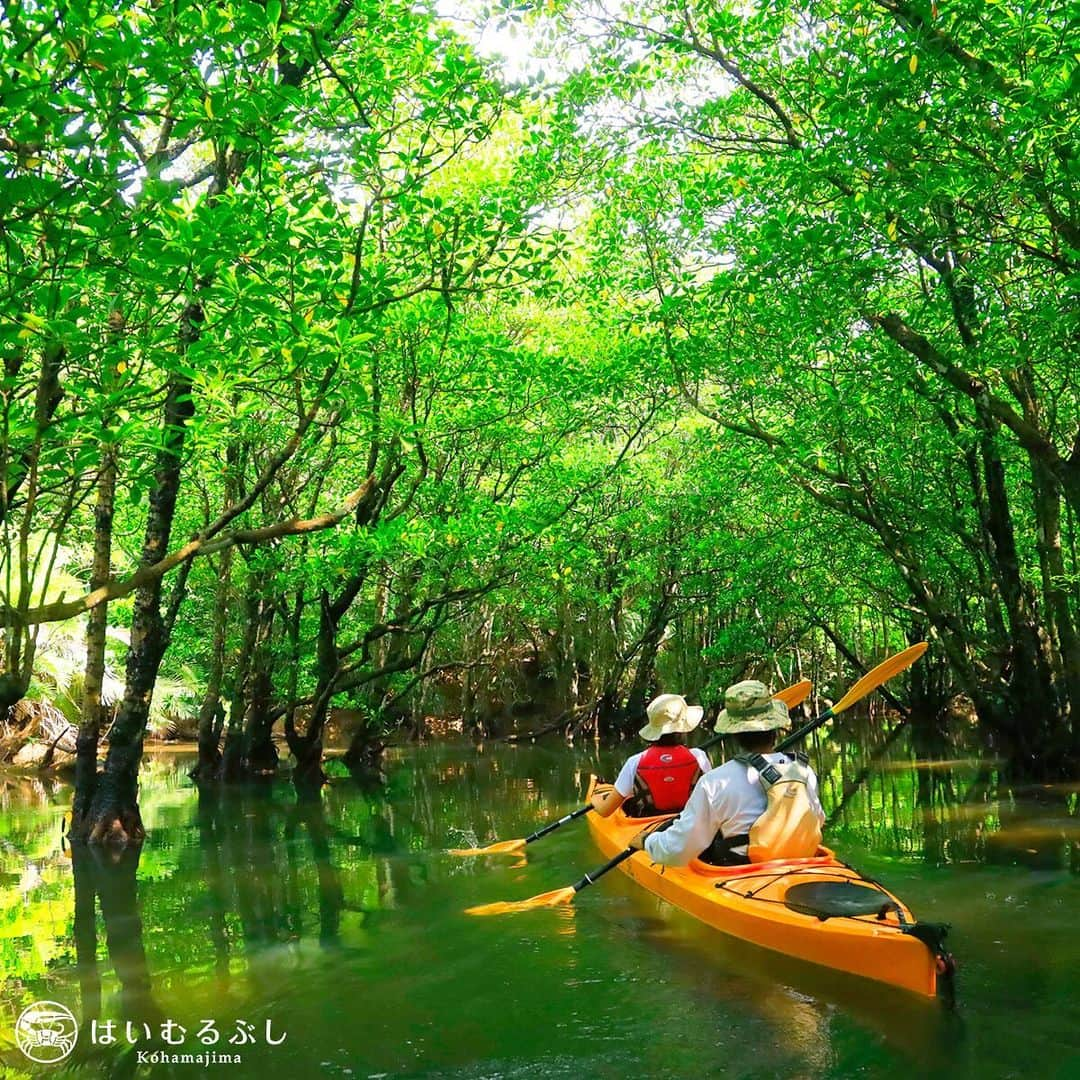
[735, 751, 782, 788]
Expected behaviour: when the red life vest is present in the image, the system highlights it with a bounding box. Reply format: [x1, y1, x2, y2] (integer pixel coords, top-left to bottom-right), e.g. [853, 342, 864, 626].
[633, 745, 701, 813]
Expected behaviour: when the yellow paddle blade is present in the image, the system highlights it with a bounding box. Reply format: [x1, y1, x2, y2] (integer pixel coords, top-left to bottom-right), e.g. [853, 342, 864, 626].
[465, 886, 577, 916]
[775, 679, 812, 708]
[448, 838, 527, 857]
[832, 643, 928, 715]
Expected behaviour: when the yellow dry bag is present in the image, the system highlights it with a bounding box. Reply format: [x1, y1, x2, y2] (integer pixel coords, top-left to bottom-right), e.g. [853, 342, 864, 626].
[737, 752, 823, 862]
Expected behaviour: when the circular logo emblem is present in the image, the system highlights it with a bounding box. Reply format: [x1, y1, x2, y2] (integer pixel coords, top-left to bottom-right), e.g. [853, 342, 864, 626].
[15, 1000, 79, 1063]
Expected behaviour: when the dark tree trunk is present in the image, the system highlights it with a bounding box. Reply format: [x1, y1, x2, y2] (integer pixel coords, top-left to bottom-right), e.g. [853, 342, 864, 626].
[1009, 364, 1080, 731]
[94, 846, 161, 1022]
[193, 547, 232, 780]
[194, 785, 231, 973]
[625, 584, 674, 726]
[592, 582, 628, 737]
[70, 841, 162, 1026]
[289, 726, 327, 789]
[245, 666, 279, 773]
[221, 592, 259, 781]
[0, 345, 66, 718]
[904, 622, 953, 727]
[973, 404, 1069, 775]
[1031, 460, 1080, 732]
[72, 447, 116, 831]
[285, 593, 336, 790]
[79, 310, 200, 845]
[293, 794, 344, 946]
[342, 726, 386, 781]
[243, 600, 279, 774]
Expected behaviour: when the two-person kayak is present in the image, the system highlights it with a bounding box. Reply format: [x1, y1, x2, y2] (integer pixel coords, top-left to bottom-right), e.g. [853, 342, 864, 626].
[586, 778, 954, 998]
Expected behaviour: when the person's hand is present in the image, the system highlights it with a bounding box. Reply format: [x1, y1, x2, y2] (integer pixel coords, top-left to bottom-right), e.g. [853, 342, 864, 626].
[628, 828, 650, 852]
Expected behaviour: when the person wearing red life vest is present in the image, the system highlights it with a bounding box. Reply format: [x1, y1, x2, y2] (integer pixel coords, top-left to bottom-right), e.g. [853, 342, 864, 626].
[590, 694, 712, 818]
[627, 680, 825, 866]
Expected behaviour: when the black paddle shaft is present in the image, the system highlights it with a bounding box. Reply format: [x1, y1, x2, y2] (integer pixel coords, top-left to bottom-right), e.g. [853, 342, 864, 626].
[571, 816, 675, 893]
[525, 804, 592, 844]
[776, 708, 835, 753]
[572, 846, 635, 892]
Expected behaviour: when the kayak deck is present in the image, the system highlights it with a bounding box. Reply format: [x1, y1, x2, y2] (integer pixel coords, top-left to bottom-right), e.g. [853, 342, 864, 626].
[586, 779, 943, 997]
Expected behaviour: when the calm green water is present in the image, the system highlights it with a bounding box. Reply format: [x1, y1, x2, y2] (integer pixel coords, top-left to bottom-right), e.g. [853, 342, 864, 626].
[1, 727, 1079, 1079]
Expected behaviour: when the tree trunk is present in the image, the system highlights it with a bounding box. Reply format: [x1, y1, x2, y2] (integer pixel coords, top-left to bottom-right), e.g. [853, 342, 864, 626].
[284, 592, 336, 790]
[80, 312, 200, 845]
[192, 548, 232, 780]
[974, 403, 1068, 774]
[552, 589, 580, 716]
[71, 446, 116, 832]
[1031, 459, 1080, 733]
[244, 600, 279, 774]
[221, 591, 258, 781]
[624, 583, 674, 725]
[342, 726, 386, 780]
[92, 846, 161, 1022]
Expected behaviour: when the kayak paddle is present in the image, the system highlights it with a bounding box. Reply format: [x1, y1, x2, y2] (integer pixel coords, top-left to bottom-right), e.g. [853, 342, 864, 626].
[696, 648, 925, 754]
[466, 643, 926, 914]
[448, 806, 593, 857]
[449, 678, 812, 857]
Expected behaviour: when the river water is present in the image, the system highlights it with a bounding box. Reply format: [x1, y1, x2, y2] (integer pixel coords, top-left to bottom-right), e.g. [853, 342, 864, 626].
[1, 722, 1078, 1078]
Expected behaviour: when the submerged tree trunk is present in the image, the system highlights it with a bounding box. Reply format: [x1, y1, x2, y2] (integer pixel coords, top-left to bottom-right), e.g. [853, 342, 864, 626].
[71, 842, 102, 1023]
[341, 726, 386, 780]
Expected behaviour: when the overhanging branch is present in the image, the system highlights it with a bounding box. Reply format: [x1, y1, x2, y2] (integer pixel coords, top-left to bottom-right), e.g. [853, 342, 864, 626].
[9, 477, 376, 625]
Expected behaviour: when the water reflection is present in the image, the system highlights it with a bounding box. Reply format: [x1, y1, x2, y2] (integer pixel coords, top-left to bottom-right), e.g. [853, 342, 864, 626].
[67, 843, 162, 1075]
[189, 781, 389, 968]
[0, 725, 1079, 1078]
[813, 712, 1080, 873]
[595, 874, 966, 1074]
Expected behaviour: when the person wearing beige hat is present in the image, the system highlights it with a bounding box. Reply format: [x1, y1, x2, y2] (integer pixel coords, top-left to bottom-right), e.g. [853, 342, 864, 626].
[590, 694, 713, 818]
[629, 679, 824, 866]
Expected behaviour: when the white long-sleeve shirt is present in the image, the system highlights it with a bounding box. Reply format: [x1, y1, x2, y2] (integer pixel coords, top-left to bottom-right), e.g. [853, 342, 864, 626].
[643, 753, 825, 866]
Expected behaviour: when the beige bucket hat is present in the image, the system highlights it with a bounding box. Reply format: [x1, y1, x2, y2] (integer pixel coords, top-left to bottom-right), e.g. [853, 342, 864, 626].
[639, 694, 705, 741]
[714, 680, 790, 734]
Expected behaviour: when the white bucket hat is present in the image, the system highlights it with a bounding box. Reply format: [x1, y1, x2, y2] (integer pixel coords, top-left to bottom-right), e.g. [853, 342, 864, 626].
[639, 694, 704, 741]
[714, 680, 790, 734]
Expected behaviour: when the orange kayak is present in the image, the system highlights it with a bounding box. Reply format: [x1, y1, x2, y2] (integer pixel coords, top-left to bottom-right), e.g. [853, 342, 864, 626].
[586, 778, 952, 997]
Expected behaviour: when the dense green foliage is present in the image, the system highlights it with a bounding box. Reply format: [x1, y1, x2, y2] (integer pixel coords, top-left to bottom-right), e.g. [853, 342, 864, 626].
[1, 0, 1077, 817]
